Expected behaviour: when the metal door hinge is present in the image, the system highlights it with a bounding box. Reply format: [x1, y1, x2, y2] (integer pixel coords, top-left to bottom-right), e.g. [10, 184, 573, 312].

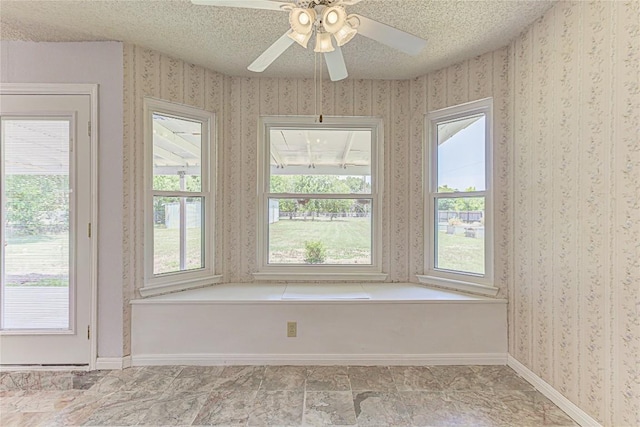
[87, 325, 90, 340]
[88, 121, 91, 137]
[88, 223, 92, 238]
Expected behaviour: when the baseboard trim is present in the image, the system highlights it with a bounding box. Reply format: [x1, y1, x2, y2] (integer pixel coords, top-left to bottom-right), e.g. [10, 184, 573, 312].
[132, 352, 507, 366]
[96, 355, 132, 370]
[507, 355, 602, 427]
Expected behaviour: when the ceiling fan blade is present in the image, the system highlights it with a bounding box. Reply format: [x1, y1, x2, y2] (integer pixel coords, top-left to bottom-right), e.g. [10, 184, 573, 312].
[353, 14, 427, 56]
[248, 31, 295, 72]
[324, 46, 348, 82]
[191, 0, 290, 11]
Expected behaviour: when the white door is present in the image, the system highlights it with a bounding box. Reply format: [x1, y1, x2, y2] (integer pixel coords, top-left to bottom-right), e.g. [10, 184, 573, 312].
[0, 94, 92, 365]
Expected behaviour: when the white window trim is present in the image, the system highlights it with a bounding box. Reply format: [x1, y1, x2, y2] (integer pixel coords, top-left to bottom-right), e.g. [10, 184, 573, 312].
[254, 115, 387, 282]
[142, 98, 221, 297]
[417, 98, 497, 297]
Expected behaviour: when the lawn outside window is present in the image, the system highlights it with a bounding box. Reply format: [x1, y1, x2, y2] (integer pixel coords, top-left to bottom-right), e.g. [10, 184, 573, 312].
[142, 98, 221, 297]
[418, 98, 498, 296]
[254, 116, 386, 282]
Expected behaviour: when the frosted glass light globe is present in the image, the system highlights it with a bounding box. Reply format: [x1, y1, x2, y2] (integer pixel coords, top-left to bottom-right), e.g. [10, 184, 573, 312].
[327, 10, 339, 24]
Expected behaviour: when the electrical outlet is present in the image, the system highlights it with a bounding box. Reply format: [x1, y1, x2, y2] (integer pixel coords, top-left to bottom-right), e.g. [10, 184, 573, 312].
[287, 321, 297, 337]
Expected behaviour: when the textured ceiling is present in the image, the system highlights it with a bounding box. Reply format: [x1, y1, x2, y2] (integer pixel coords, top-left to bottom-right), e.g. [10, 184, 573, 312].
[0, 0, 554, 80]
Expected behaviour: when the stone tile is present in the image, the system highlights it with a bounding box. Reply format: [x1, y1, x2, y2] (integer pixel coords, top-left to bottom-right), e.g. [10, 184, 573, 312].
[304, 391, 357, 426]
[139, 391, 208, 426]
[82, 390, 162, 426]
[125, 365, 183, 392]
[352, 391, 409, 426]
[210, 365, 265, 391]
[72, 370, 108, 390]
[52, 390, 105, 426]
[13, 390, 82, 413]
[0, 390, 25, 413]
[348, 366, 396, 391]
[170, 366, 225, 392]
[428, 365, 484, 391]
[0, 411, 58, 427]
[261, 365, 307, 391]
[0, 372, 16, 391]
[141, 365, 185, 376]
[471, 365, 535, 391]
[0, 372, 72, 391]
[35, 372, 74, 391]
[88, 367, 143, 393]
[402, 390, 511, 426]
[389, 366, 441, 391]
[247, 390, 304, 426]
[499, 390, 579, 426]
[192, 390, 257, 426]
[306, 366, 350, 391]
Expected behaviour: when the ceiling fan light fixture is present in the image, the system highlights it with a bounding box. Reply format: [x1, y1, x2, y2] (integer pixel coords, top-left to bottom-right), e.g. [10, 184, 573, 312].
[314, 31, 335, 53]
[333, 22, 357, 46]
[289, 8, 316, 35]
[321, 6, 346, 33]
[287, 29, 312, 48]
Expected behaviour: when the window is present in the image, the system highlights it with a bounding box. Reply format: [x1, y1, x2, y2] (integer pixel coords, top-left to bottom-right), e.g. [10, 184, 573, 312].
[142, 98, 220, 296]
[418, 98, 496, 296]
[255, 116, 386, 281]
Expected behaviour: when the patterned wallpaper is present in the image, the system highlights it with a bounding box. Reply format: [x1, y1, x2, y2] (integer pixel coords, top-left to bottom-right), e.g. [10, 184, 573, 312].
[510, 1, 639, 425]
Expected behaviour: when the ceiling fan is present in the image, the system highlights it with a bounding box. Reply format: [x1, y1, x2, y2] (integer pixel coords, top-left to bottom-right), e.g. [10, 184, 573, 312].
[191, 0, 427, 81]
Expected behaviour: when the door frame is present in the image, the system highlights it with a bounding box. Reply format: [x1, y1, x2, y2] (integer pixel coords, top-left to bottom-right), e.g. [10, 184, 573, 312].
[0, 83, 98, 369]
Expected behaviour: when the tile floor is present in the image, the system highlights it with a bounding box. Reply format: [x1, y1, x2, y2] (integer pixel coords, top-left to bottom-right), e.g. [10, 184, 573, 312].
[0, 365, 578, 426]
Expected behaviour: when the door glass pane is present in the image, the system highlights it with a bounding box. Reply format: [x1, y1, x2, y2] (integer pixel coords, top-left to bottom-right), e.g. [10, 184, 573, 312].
[268, 198, 372, 265]
[437, 115, 486, 192]
[435, 196, 485, 275]
[152, 113, 202, 192]
[153, 196, 204, 275]
[2, 119, 70, 330]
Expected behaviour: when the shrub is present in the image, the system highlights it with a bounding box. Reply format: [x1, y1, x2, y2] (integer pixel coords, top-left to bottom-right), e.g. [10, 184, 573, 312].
[304, 240, 326, 264]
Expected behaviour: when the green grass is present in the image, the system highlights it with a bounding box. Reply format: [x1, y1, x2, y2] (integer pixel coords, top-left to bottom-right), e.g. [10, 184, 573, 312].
[436, 230, 485, 274]
[4, 234, 69, 286]
[5, 233, 69, 276]
[154, 226, 203, 274]
[269, 217, 371, 264]
[3, 222, 484, 281]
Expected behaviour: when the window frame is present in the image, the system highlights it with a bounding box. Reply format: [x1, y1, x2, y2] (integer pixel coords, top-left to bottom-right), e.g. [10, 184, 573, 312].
[254, 116, 386, 282]
[142, 97, 221, 297]
[418, 98, 497, 296]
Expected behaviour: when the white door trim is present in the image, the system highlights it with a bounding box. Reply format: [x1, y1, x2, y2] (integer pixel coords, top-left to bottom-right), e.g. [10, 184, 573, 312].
[0, 83, 99, 370]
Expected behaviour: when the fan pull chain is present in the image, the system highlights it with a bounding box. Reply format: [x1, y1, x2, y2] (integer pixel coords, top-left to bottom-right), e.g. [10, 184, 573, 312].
[314, 51, 317, 119]
[319, 53, 323, 123]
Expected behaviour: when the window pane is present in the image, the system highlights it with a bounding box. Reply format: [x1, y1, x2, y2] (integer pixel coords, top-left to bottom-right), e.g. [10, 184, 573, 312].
[268, 198, 372, 265]
[435, 197, 485, 275]
[153, 196, 204, 275]
[269, 128, 371, 194]
[437, 115, 485, 192]
[2, 119, 70, 329]
[152, 113, 202, 192]
[185, 198, 204, 270]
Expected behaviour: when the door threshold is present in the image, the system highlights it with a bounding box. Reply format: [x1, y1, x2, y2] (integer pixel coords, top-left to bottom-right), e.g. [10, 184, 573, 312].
[0, 364, 90, 372]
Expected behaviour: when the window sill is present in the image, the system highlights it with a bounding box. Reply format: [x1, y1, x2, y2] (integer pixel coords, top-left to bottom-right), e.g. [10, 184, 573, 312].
[252, 272, 388, 282]
[140, 274, 223, 297]
[415, 274, 499, 297]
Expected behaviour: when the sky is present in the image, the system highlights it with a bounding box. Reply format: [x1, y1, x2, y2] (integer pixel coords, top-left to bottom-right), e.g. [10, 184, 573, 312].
[437, 117, 486, 192]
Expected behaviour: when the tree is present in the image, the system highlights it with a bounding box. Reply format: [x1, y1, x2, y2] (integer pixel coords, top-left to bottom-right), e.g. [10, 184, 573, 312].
[5, 175, 69, 235]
